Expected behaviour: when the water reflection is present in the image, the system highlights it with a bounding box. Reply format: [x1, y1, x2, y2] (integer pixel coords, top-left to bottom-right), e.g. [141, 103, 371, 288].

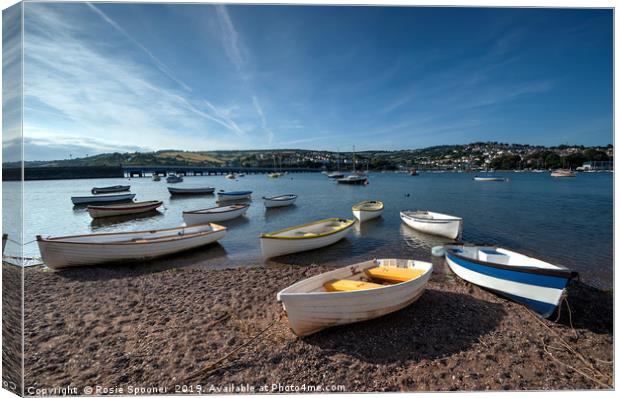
[399, 223, 451, 250]
[90, 210, 165, 230]
[353, 217, 385, 237]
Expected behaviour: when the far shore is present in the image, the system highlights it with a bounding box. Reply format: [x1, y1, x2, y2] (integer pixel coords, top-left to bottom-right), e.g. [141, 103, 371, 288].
[9, 258, 612, 393]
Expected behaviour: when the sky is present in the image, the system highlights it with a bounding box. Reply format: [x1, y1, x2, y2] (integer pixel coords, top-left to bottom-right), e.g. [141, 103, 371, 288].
[3, 3, 614, 161]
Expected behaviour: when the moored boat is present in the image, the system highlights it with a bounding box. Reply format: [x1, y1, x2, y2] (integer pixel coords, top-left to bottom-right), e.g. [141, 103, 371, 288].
[277, 258, 433, 336]
[260, 218, 355, 259]
[71, 193, 136, 206]
[473, 176, 508, 182]
[91, 185, 130, 194]
[352, 200, 384, 222]
[551, 169, 576, 177]
[268, 172, 282, 178]
[87, 200, 163, 219]
[443, 244, 578, 317]
[225, 173, 236, 179]
[217, 190, 252, 202]
[166, 174, 183, 183]
[263, 194, 297, 208]
[2, 233, 7, 254]
[400, 210, 462, 240]
[326, 172, 344, 179]
[337, 175, 368, 185]
[182, 203, 249, 225]
[168, 187, 215, 196]
[37, 223, 227, 269]
[152, 174, 161, 181]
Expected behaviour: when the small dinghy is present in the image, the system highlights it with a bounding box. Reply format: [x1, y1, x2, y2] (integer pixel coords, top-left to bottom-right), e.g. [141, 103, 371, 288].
[91, 185, 130, 194]
[278, 258, 433, 336]
[183, 203, 249, 225]
[260, 218, 355, 259]
[225, 173, 236, 179]
[400, 210, 462, 240]
[166, 174, 183, 183]
[337, 175, 368, 185]
[217, 190, 252, 202]
[443, 244, 578, 317]
[87, 200, 163, 219]
[473, 176, 508, 182]
[263, 194, 297, 208]
[352, 200, 383, 222]
[71, 193, 136, 206]
[37, 223, 227, 269]
[168, 187, 215, 196]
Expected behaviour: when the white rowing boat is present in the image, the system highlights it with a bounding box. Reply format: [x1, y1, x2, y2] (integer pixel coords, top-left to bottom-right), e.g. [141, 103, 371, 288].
[87, 200, 163, 219]
[168, 187, 215, 195]
[352, 200, 383, 222]
[217, 190, 252, 202]
[71, 193, 136, 206]
[91, 185, 130, 194]
[444, 244, 577, 318]
[263, 194, 297, 208]
[36, 223, 227, 269]
[473, 176, 508, 182]
[277, 258, 433, 336]
[260, 218, 355, 259]
[400, 210, 462, 240]
[182, 203, 249, 225]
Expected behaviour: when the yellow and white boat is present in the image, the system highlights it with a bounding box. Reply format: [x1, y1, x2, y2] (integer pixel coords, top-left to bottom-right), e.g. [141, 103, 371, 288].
[260, 218, 355, 259]
[277, 258, 432, 336]
[352, 200, 384, 222]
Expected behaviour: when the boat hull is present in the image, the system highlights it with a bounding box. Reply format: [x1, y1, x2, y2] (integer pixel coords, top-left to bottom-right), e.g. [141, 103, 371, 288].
[168, 187, 215, 195]
[71, 194, 136, 205]
[278, 259, 432, 336]
[353, 208, 383, 222]
[400, 212, 462, 239]
[183, 205, 249, 225]
[261, 219, 354, 259]
[91, 185, 130, 194]
[217, 192, 252, 202]
[444, 247, 572, 318]
[87, 201, 162, 218]
[37, 224, 226, 269]
[263, 195, 297, 208]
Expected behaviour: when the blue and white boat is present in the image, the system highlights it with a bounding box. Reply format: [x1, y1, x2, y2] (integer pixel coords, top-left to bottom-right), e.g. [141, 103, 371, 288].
[443, 244, 577, 318]
[217, 190, 253, 202]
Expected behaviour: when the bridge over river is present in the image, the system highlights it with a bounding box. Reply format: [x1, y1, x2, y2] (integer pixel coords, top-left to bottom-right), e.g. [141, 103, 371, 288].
[2, 165, 323, 181]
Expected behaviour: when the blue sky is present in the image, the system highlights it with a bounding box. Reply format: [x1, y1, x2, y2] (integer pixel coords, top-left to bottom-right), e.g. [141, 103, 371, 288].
[11, 3, 614, 160]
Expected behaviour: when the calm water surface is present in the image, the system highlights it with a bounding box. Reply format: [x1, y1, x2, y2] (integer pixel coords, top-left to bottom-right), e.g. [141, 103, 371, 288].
[2, 172, 613, 288]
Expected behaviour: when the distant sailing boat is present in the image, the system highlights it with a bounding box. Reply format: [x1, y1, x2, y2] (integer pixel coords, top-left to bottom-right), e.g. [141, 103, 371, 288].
[268, 155, 282, 178]
[337, 146, 368, 185]
[327, 150, 344, 179]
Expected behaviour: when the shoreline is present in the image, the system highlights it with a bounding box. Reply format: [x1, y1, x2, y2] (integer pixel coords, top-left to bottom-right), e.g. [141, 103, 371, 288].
[14, 260, 613, 392]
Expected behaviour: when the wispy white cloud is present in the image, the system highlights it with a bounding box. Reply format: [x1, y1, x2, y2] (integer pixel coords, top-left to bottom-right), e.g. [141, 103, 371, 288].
[252, 96, 275, 145]
[22, 3, 252, 160]
[86, 3, 192, 92]
[214, 5, 246, 71]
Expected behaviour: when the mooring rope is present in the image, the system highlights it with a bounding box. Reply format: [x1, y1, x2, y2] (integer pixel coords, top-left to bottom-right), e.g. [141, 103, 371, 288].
[524, 305, 611, 388]
[184, 312, 284, 382]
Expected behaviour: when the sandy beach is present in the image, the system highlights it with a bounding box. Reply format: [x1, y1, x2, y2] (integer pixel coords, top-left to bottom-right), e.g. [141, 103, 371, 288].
[17, 260, 612, 393]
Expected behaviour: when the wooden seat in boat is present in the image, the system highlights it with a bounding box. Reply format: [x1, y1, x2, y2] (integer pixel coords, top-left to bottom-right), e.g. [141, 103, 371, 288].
[324, 279, 383, 292]
[365, 267, 425, 283]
